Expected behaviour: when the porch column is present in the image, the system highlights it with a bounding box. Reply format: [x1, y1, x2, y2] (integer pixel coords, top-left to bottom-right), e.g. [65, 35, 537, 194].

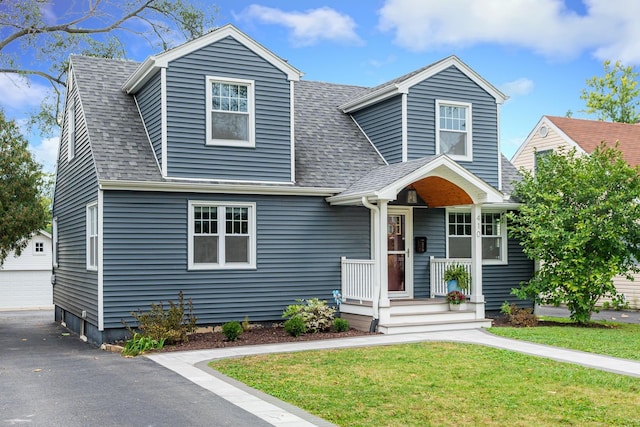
[378, 199, 390, 307]
[470, 203, 484, 306]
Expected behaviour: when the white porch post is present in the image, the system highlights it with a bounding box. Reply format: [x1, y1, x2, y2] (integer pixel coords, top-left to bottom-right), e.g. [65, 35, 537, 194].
[378, 200, 390, 307]
[470, 204, 485, 314]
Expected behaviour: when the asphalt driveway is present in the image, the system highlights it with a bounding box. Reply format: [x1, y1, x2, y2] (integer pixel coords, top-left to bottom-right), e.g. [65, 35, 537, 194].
[0, 310, 271, 427]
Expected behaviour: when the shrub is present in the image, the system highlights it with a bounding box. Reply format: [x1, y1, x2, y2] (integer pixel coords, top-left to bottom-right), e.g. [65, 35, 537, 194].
[222, 321, 243, 341]
[241, 316, 251, 332]
[502, 303, 538, 327]
[333, 317, 349, 332]
[282, 298, 336, 333]
[126, 291, 198, 344]
[284, 316, 307, 337]
[122, 333, 165, 357]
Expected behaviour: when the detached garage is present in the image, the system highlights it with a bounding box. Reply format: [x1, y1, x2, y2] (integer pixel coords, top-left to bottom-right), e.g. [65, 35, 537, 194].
[0, 231, 53, 310]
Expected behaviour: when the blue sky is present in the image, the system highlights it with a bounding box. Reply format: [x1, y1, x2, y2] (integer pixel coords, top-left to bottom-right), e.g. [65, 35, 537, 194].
[3, 0, 640, 173]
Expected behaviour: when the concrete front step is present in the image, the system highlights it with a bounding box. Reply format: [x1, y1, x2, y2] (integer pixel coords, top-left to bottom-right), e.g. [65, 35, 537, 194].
[381, 309, 478, 324]
[377, 319, 493, 334]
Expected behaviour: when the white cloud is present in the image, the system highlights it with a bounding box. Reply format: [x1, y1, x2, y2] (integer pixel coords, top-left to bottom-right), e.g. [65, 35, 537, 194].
[238, 5, 363, 46]
[499, 78, 534, 98]
[0, 73, 51, 109]
[377, 0, 640, 64]
[30, 136, 59, 173]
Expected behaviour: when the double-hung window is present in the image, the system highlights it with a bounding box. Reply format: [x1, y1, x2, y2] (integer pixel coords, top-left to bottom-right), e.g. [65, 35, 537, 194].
[86, 202, 98, 271]
[447, 209, 507, 264]
[436, 100, 472, 161]
[205, 77, 255, 147]
[189, 201, 256, 269]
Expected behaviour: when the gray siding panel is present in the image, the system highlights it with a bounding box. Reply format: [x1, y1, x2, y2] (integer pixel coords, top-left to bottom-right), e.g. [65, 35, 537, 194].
[352, 96, 403, 164]
[407, 66, 500, 187]
[102, 191, 370, 328]
[413, 208, 446, 297]
[135, 71, 162, 167]
[165, 36, 292, 182]
[52, 76, 100, 324]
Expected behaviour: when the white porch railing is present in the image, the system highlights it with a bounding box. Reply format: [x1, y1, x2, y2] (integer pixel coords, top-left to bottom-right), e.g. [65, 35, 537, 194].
[430, 257, 473, 297]
[341, 257, 375, 303]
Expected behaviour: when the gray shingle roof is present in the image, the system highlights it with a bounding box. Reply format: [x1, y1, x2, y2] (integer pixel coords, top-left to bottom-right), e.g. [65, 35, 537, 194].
[294, 80, 386, 187]
[70, 56, 162, 182]
[501, 154, 522, 199]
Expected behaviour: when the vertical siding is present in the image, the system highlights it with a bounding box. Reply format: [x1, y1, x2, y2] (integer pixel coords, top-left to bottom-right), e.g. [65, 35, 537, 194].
[52, 73, 100, 324]
[165, 36, 292, 181]
[352, 95, 403, 164]
[135, 71, 162, 167]
[407, 66, 500, 187]
[101, 191, 370, 328]
[413, 208, 446, 297]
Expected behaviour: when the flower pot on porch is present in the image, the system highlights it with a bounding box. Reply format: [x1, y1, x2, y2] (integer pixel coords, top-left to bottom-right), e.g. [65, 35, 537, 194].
[446, 279, 459, 293]
[449, 302, 468, 311]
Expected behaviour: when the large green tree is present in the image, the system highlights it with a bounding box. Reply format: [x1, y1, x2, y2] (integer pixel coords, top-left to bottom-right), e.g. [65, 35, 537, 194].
[0, 0, 216, 132]
[508, 145, 640, 323]
[0, 110, 49, 266]
[580, 60, 640, 124]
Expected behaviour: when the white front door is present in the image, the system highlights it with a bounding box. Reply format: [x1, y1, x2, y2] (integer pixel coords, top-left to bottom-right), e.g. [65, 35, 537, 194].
[387, 207, 413, 299]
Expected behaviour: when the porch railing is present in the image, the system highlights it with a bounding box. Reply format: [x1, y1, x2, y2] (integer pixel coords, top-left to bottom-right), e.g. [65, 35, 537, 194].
[430, 257, 473, 297]
[340, 257, 375, 303]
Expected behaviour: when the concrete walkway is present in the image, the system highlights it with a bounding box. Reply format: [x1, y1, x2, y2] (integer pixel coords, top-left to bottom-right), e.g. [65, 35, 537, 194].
[147, 328, 640, 427]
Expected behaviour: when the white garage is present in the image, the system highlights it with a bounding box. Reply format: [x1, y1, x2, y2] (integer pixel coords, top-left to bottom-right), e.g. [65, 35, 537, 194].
[0, 231, 53, 310]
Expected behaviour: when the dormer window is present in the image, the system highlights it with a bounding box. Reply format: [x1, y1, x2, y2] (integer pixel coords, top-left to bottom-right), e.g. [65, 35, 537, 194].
[206, 76, 255, 147]
[436, 100, 472, 161]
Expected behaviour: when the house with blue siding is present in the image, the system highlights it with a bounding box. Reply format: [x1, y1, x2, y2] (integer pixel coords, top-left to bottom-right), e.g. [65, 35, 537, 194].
[52, 24, 533, 345]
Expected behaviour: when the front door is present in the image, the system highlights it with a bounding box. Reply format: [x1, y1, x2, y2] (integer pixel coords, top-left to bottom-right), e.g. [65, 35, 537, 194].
[387, 208, 413, 298]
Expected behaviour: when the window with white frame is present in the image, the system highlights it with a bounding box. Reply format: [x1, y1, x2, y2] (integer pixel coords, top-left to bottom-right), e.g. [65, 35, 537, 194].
[205, 77, 254, 147]
[189, 201, 256, 269]
[436, 100, 472, 160]
[68, 99, 76, 161]
[86, 202, 98, 270]
[447, 210, 507, 263]
[34, 241, 45, 254]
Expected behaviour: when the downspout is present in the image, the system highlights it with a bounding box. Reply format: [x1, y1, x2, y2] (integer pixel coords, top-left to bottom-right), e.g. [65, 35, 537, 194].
[361, 197, 380, 332]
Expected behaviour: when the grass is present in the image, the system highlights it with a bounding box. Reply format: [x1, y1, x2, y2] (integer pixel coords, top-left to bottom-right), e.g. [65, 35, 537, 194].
[488, 317, 640, 361]
[211, 342, 640, 427]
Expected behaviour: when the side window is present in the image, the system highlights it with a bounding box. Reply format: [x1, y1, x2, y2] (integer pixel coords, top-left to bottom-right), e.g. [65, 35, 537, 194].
[447, 212, 472, 258]
[205, 77, 255, 147]
[86, 202, 98, 271]
[481, 212, 507, 263]
[188, 201, 256, 269]
[34, 241, 45, 255]
[436, 100, 472, 161]
[534, 149, 552, 172]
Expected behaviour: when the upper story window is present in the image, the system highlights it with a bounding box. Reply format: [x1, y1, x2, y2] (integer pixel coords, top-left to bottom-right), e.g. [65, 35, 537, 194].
[436, 100, 472, 161]
[534, 149, 552, 172]
[206, 77, 255, 147]
[447, 209, 507, 264]
[68, 99, 76, 161]
[188, 201, 256, 270]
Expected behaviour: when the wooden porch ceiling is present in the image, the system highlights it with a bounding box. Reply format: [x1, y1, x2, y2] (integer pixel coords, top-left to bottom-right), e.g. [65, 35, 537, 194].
[412, 176, 472, 207]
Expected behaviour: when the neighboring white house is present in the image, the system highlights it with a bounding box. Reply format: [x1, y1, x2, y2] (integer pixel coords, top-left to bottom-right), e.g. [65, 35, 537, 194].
[0, 231, 53, 310]
[512, 115, 640, 309]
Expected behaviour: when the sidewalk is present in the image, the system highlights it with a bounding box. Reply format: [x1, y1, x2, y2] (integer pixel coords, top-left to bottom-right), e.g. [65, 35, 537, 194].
[147, 328, 640, 427]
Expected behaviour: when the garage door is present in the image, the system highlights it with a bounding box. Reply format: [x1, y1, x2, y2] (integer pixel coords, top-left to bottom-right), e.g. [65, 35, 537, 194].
[0, 271, 53, 310]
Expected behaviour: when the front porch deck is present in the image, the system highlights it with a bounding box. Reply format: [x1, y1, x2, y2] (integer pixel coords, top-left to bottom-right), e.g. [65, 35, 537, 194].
[340, 257, 492, 333]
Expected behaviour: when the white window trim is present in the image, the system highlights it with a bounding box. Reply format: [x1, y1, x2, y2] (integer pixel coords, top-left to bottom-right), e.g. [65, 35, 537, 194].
[52, 217, 58, 267]
[205, 76, 255, 148]
[435, 99, 472, 162]
[68, 98, 76, 161]
[188, 201, 257, 270]
[86, 202, 98, 271]
[446, 208, 507, 265]
[33, 241, 45, 256]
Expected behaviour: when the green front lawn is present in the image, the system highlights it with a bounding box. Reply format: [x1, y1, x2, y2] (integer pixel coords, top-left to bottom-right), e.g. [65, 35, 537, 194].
[488, 318, 640, 361]
[211, 342, 640, 427]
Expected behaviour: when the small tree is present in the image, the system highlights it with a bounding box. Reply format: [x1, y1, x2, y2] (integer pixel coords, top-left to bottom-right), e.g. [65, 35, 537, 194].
[0, 110, 48, 266]
[508, 144, 640, 323]
[580, 60, 640, 124]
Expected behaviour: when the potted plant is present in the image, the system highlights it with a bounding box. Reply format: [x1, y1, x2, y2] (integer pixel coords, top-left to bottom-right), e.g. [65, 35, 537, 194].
[446, 290, 468, 310]
[443, 263, 470, 292]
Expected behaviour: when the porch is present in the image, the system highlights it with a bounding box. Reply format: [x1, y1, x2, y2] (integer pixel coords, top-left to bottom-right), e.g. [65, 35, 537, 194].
[339, 257, 492, 334]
